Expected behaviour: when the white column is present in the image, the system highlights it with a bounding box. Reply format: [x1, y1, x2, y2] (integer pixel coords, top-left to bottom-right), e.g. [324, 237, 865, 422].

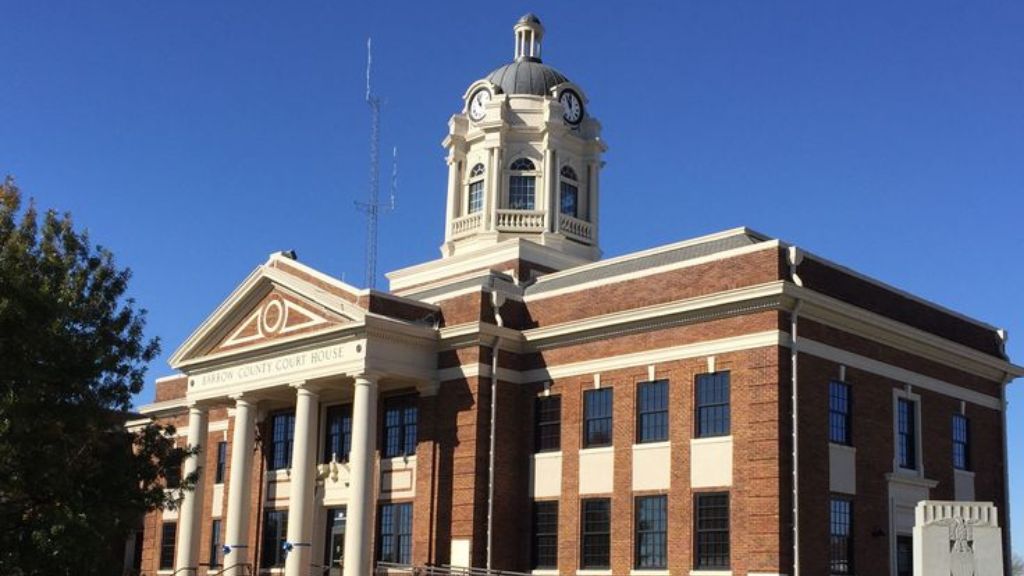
[485, 147, 497, 231]
[224, 396, 256, 576]
[284, 383, 319, 576]
[343, 374, 379, 576]
[444, 158, 459, 243]
[175, 404, 209, 573]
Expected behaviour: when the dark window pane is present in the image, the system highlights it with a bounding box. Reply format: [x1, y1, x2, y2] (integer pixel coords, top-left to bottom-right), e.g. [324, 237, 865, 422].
[637, 380, 669, 443]
[159, 522, 177, 570]
[209, 519, 223, 567]
[696, 372, 730, 438]
[829, 381, 852, 445]
[898, 398, 917, 469]
[581, 499, 611, 568]
[583, 388, 613, 448]
[635, 495, 667, 569]
[830, 498, 853, 574]
[377, 503, 413, 565]
[952, 414, 970, 471]
[261, 510, 288, 568]
[324, 404, 353, 463]
[560, 181, 578, 217]
[509, 175, 536, 210]
[215, 441, 227, 484]
[383, 397, 418, 458]
[535, 396, 561, 453]
[531, 501, 559, 569]
[695, 493, 729, 569]
[269, 411, 295, 471]
[468, 180, 484, 214]
[897, 535, 913, 576]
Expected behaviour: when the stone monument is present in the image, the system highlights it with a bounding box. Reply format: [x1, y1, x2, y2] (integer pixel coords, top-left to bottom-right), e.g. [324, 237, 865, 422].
[914, 501, 1004, 576]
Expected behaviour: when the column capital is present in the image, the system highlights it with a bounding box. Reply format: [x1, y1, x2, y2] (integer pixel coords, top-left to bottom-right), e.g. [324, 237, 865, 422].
[352, 372, 382, 386]
[228, 393, 257, 408]
[290, 381, 322, 396]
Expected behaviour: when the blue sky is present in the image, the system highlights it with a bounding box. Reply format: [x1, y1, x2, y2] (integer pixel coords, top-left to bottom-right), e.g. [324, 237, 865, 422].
[3, 0, 1023, 552]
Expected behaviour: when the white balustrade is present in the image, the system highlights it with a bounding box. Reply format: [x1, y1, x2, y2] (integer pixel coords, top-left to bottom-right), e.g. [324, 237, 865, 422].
[450, 212, 483, 239]
[495, 209, 546, 232]
[559, 213, 594, 243]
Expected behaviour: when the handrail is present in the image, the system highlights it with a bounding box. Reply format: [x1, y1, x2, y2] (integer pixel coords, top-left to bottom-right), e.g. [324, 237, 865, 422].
[374, 563, 537, 576]
[171, 569, 197, 576]
[205, 563, 253, 576]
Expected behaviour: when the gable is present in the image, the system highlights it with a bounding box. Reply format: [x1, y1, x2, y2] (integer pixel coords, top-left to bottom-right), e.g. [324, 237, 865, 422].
[212, 288, 348, 353]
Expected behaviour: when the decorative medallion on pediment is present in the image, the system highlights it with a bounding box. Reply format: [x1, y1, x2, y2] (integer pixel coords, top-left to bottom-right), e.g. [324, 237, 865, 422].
[214, 290, 344, 352]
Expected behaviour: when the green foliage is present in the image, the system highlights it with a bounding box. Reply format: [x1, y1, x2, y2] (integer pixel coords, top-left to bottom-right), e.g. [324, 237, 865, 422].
[1014, 554, 1024, 576]
[0, 177, 193, 576]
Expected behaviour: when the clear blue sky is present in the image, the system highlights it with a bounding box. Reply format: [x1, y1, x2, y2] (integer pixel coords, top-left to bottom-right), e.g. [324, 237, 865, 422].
[3, 0, 1022, 552]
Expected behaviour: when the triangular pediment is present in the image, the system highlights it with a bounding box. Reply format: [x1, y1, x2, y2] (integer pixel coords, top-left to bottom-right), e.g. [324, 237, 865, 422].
[170, 254, 367, 368]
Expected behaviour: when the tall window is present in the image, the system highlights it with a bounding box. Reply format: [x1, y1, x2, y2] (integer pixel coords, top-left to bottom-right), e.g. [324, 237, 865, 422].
[583, 388, 613, 448]
[531, 501, 558, 569]
[324, 404, 353, 463]
[508, 158, 536, 210]
[534, 395, 561, 453]
[209, 519, 223, 568]
[897, 398, 917, 470]
[829, 381, 852, 445]
[382, 396, 418, 458]
[696, 372, 730, 438]
[560, 165, 579, 218]
[268, 411, 295, 470]
[159, 522, 177, 570]
[467, 163, 485, 214]
[377, 503, 413, 565]
[261, 509, 288, 568]
[324, 507, 346, 569]
[637, 380, 669, 443]
[635, 495, 667, 569]
[695, 493, 730, 570]
[830, 497, 853, 574]
[953, 413, 970, 471]
[214, 441, 227, 484]
[581, 498, 611, 569]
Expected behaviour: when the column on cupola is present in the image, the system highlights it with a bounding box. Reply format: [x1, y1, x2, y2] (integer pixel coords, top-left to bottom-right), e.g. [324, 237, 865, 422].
[223, 396, 256, 576]
[444, 157, 460, 242]
[485, 147, 499, 231]
[342, 374, 379, 576]
[589, 161, 600, 244]
[284, 383, 319, 576]
[174, 403, 209, 573]
[545, 148, 557, 233]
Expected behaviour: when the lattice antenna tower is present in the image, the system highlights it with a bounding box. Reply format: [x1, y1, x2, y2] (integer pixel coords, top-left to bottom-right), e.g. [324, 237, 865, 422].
[355, 37, 396, 289]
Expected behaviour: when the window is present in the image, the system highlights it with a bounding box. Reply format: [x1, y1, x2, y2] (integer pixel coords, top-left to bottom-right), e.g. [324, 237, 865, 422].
[583, 388, 613, 448]
[377, 503, 413, 565]
[261, 509, 288, 568]
[696, 372, 730, 438]
[534, 395, 561, 453]
[531, 501, 558, 569]
[324, 404, 353, 463]
[580, 498, 611, 569]
[830, 498, 853, 574]
[953, 413, 970, 471]
[165, 462, 181, 489]
[635, 495, 667, 569]
[209, 519, 223, 568]
[896, 535, 913, 576]
[215, 441, 227, 484]
[468, 163, 485, 214]
[268, 411, 295, 471]
[509, 158, 536, 210]
[829, 381, 852, 445]
[159, 522, 177, 570]
[560, 165, 578, 218]
[382, 396, 418, 458]
[695, 493, 729, 570]
[897, 398, 917, 470]
[636, 380, 668, 443]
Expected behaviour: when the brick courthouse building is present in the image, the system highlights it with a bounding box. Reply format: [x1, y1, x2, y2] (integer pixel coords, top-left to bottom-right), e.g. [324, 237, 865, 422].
[134, 14, 1022, 576]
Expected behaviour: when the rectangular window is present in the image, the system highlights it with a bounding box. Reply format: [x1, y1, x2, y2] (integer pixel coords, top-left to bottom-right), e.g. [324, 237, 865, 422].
[560, 181, 578, 217]
[214, 441, 227, 484]
[165, 462, 182, 489]
[382, 396, 418, 458]
[159, 522, 177, 570]
[636, 380, 669, 443]
[324, 507, 346, 569]
[377, 502, 413, 565]
[829, 381, 852, 445]
[953, 413, 970, 471]
[531, 501, 559, 569]
[261, 509, 288, 568]
[268, 411, 295, 471]
[468, 180, 484, 214]
[897, 398, 917, 470]
[583, 388, 613, 448]
[635, 495, 667, 569]
[696, 372, 730, 438]
[580, 498, 611, 569]
[324, 404, 353, 463]
[830, 498, 853, 574]
[509, 175, 536, 210]
[695, 493, 730, 570]
[209, 519, 223, 568]
[534, 395, 561, 453]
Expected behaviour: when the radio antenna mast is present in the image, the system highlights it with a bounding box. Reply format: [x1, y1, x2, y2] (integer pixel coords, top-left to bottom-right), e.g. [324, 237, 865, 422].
[356, 37, 395, 289]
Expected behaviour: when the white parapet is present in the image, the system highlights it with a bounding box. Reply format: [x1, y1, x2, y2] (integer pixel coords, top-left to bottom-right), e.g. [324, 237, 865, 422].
[913, 500, 1003, 576]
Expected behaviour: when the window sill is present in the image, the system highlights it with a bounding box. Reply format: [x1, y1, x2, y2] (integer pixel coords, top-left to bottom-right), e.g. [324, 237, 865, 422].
[691, 435, 732, 446]
[576, 570, 612, 576]
[689, 570, 731, 576]
[531, 570, 559, 576]
[533, 451, 563, 460]
[632, 441, 671, 451]
[631, 569, 669, 575]
[579, 446, 614, 455]
[829, 442, 856, 453]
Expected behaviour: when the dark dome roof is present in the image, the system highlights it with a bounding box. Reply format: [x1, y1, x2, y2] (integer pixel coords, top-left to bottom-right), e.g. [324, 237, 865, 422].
[485, 59, 569, 96]
[518, 13, 542, 25]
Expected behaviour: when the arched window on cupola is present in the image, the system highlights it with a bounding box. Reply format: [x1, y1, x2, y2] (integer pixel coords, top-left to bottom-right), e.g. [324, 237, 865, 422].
[508, 158, 537, 210]
[467, 163, 485, 214]
[560, 165, 579, 219]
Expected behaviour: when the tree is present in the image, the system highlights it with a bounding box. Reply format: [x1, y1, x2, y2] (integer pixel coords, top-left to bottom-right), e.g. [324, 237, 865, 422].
[1014, 553, 1024, 576]
[0, 177, 193, 576]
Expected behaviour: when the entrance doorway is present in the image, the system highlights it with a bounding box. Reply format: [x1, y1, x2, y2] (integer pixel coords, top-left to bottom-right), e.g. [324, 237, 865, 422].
[324, 507, 346, 576]
[896, 535, 913, 576]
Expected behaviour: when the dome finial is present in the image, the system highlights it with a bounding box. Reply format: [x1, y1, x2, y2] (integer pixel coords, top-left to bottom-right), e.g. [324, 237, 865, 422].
[513, 13, 545, 62]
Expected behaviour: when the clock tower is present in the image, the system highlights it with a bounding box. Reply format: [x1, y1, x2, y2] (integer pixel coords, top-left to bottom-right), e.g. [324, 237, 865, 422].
[440, 13, 606, 263]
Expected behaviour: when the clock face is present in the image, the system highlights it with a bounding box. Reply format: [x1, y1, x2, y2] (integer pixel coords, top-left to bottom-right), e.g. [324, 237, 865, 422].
[559, 90, 583, 125]
[468, 89, 491, 121]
